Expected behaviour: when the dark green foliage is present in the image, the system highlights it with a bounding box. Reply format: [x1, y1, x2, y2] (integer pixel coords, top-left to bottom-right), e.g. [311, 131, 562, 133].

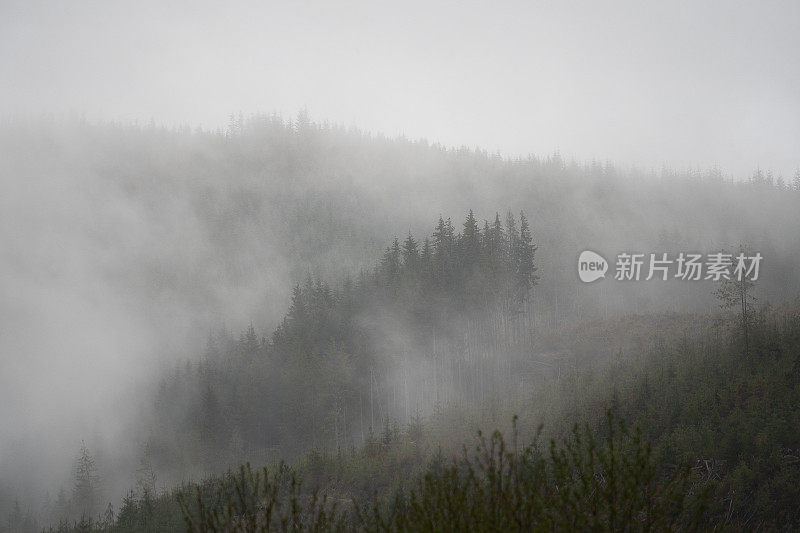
[178, 463, 346, 532]
[360, 414, 705, 532]
[516, 301, 800, 530]
[170, 413, 705, 532]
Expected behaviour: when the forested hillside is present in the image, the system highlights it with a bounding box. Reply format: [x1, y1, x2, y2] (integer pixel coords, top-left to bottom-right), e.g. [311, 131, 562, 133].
[4, 1, 800, 530]
[2, 115, 800, 531]
[27, 283, 800, 531]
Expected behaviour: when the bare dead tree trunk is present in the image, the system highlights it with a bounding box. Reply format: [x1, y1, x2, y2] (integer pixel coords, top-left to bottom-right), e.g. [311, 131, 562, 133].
[741, 278, 749, 355]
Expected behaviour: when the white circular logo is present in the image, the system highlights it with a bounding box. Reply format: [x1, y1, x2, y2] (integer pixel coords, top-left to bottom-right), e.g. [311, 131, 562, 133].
[578, 250, 608, 282]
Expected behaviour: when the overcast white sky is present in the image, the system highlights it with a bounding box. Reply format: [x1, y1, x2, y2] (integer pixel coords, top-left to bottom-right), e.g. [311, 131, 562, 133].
[2, 0, 799, 178]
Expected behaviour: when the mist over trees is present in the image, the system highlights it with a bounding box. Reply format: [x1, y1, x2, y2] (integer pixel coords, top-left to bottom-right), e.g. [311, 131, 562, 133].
[144, 208, 539, 480]
[2, 0, 799, 529]
[1, 114, 800, 531]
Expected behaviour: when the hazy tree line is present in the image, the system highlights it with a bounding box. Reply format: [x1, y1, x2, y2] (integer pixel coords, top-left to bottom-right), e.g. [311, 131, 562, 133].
[140, 209, 540, 488]
[3, 114, 799, 332]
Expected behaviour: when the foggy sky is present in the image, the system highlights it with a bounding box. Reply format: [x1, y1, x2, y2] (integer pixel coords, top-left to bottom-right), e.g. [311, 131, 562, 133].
[1, 0, 798, 178]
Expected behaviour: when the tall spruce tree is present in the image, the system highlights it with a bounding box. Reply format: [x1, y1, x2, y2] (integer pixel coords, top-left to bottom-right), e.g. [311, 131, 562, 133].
[432, 217, 456, 289]
[381, 237, 402, 289]
[504, 211, 520, 310]
[402, 232, 420, 272]
[73, 443, 100, 520]
[460, 210, 481, 270]
[515, 211, 538, 302]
